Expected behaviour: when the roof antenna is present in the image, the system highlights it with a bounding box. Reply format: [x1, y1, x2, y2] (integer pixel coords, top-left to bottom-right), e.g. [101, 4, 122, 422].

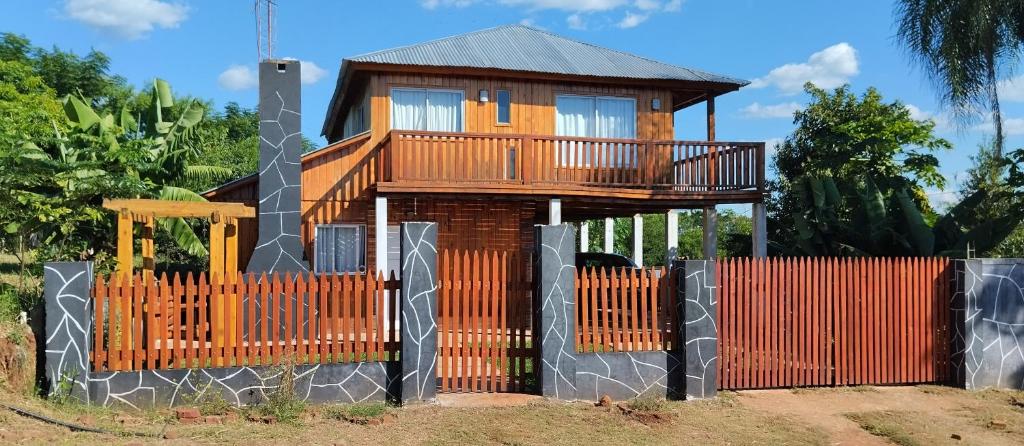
[255, 0, 276, 62]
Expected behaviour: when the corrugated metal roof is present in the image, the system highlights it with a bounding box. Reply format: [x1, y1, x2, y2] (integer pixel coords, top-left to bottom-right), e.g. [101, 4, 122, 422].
[347, 24, 748, 85]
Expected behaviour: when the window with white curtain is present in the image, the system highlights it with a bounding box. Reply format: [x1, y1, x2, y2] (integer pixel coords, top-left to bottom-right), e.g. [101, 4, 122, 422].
[390, 87, 464, 131]
[555, 95, 637, 166]
[314, 224, 366, 274]
[342, 90, 369, 139]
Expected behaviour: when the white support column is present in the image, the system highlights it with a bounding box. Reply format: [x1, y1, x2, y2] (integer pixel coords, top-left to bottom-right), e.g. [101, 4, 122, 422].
[580, 221, 589, 252]
[604, 217, 614, 253]
[666, 209, 679, 265]
[375, 195, 388, 276]
[752, 203, 767, 257]
[702, 207, 718, 259]
[549, 198, 561, 225]
[633, 214, 644, 267]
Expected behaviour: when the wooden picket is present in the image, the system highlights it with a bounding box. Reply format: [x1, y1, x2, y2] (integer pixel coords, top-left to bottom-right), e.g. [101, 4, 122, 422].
[716, 257, 954, 390]
[575, 267, 677, 352]
[437, 249, 533, 393]
[91, 271, 401, 372]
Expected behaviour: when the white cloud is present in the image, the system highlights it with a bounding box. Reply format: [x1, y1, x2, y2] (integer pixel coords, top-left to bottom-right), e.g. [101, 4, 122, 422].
[764, 137, 784, 156]
[297, 60, 327, 85]
[663, 0, 683, 12]
[64, 0, 188, 39]
[420, 0, 476, 9]
[217, 65, 258, 91]
[218, 60, 326, 91]
[740, 102, 801, 119]
[926, 189, 960, 210]
[566, 13, 587, 30]
[905, 104, 954, 132]
[634, 0, 661, 10]
[617, 11, 649, 28]
[997, 74, 1024, 102]
[971, 116, 1024, 135]
[750, 43, 859, 95]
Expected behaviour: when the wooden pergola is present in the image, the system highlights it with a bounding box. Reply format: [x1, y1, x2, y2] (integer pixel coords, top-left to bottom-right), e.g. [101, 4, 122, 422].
[102, 199, 257, 279]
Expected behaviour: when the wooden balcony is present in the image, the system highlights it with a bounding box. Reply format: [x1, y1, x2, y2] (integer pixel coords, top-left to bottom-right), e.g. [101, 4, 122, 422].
[376, 130, 766, 204]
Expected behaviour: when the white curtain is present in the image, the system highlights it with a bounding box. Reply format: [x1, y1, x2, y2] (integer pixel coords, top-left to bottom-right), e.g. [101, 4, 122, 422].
[596, 97, 636, 139]
[316, 225, 365, 273]
[391, 89, 426, 131]
[426, 91, 462, 132]
[555, 95, 595, 137]
[391, 88, 462, 131]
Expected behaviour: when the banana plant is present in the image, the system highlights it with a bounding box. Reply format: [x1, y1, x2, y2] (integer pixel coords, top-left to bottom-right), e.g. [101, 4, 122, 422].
[48, 79, 234, 257]
[787, 173, 1019, 257]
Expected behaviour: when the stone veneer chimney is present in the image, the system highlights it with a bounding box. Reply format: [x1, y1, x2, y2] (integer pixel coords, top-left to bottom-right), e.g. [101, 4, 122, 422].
[247, 60, 308, 273]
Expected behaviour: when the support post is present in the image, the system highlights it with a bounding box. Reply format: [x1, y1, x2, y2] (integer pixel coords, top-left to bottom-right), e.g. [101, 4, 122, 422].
[632, 214, 644, 267]
[702, 207, 717, 259]
[674, 259, 717, 399]
[375, 195, 388, 276]
[210, 212, 225, 279]
[535, 224, 577, 399]
[752, 203, 767, 257]
[549, 198, 561, 225]
[666, 209, 679, 265]
[44, 262, 93, 401]
[399, 222, 438, 404]
[116, 210, 132, 279]
[604, 217, 614, 253]
[580, 221, 589, 252]
[141, 216, 155, 281]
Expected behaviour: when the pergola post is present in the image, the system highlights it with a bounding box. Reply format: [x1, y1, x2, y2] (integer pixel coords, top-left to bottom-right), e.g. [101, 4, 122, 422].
[549, 198, 562, 225]
[116, 209, 133, 280]
[141, 216, 155, 281]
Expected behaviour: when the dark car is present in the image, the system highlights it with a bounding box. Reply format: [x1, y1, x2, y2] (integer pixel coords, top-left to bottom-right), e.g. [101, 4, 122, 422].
[575, 252, 637, 271]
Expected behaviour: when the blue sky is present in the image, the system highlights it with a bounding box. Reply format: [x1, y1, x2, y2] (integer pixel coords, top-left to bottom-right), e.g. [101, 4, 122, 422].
[6, 0, 1024, 209]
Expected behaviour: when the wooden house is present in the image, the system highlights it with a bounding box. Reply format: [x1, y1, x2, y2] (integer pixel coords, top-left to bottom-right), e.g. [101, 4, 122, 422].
[203, 25, 767, 276]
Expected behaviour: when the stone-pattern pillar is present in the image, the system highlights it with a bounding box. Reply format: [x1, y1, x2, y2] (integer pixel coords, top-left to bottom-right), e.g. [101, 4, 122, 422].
[958, 259, 1024, 390]
[43, 261, 93, 401]
[536, 224, 577, 399]
[399, 222, 438, 403]
[752, 203, 767, 257]
[247, 60, 308, 273]
[676, 259, 717, 399]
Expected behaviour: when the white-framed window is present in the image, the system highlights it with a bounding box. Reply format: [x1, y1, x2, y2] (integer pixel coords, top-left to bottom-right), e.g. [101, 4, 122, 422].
[314, 224, 367, 274]
[390, 87, 465, 132]
[555, 95, 637, 167]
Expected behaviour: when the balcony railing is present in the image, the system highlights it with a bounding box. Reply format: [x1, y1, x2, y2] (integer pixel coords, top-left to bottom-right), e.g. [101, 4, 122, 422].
[377, 130, 765, 195]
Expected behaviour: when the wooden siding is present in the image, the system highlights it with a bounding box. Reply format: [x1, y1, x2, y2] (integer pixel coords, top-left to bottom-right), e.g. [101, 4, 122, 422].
[366, 72, 675, 147]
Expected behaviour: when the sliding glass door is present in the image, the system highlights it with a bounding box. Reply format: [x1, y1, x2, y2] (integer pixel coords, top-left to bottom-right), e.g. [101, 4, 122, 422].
[555, 95, 637, 167]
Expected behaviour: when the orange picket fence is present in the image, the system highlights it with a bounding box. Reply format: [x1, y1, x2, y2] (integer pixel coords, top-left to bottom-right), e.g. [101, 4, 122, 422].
[575, 266, 678, 353]
[91, 271, 400, 372]
[437, 250, 534, 393]
[717, 257, 955, 390]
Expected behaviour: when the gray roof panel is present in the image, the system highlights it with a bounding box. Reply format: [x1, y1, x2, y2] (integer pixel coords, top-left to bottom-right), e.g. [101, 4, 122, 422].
[347, 25, 747, 85]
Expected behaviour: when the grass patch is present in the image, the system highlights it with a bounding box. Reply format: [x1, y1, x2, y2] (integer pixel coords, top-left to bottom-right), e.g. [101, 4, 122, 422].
[846, 411, 922, 446]
[246, 360, 306, 423]
[323, 402, 389, 422]
[626, 397, 666, 413]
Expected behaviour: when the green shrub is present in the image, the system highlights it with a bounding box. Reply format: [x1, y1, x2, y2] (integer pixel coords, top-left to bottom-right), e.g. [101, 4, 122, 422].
[249, 361, 305, 423]
[627, 397, 667, 413]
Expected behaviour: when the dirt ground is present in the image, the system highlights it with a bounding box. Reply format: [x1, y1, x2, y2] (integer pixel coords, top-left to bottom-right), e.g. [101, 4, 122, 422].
[1, 385, 1022, 445]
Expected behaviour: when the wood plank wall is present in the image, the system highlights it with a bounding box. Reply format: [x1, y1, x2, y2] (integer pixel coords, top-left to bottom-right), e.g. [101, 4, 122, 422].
[363, 72, 676, 147]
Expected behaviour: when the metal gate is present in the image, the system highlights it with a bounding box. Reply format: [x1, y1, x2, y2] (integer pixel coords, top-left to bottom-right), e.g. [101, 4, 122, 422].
[437, 249, 534, 393]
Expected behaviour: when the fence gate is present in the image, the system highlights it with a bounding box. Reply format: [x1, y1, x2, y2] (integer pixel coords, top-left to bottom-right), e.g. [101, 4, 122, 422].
[437, 250, 534, 393]
[717, 257, 954, 390]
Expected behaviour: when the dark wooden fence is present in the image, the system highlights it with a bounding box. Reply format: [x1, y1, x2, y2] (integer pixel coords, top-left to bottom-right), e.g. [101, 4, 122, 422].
[717, 257, 954, 389]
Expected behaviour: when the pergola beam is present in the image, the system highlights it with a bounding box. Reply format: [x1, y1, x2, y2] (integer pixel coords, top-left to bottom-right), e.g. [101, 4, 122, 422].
[102, 199, 256, 219]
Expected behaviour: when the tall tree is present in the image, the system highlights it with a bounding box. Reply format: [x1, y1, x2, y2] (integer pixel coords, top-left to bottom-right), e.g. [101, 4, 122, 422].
[895, 0, 1024, 156]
